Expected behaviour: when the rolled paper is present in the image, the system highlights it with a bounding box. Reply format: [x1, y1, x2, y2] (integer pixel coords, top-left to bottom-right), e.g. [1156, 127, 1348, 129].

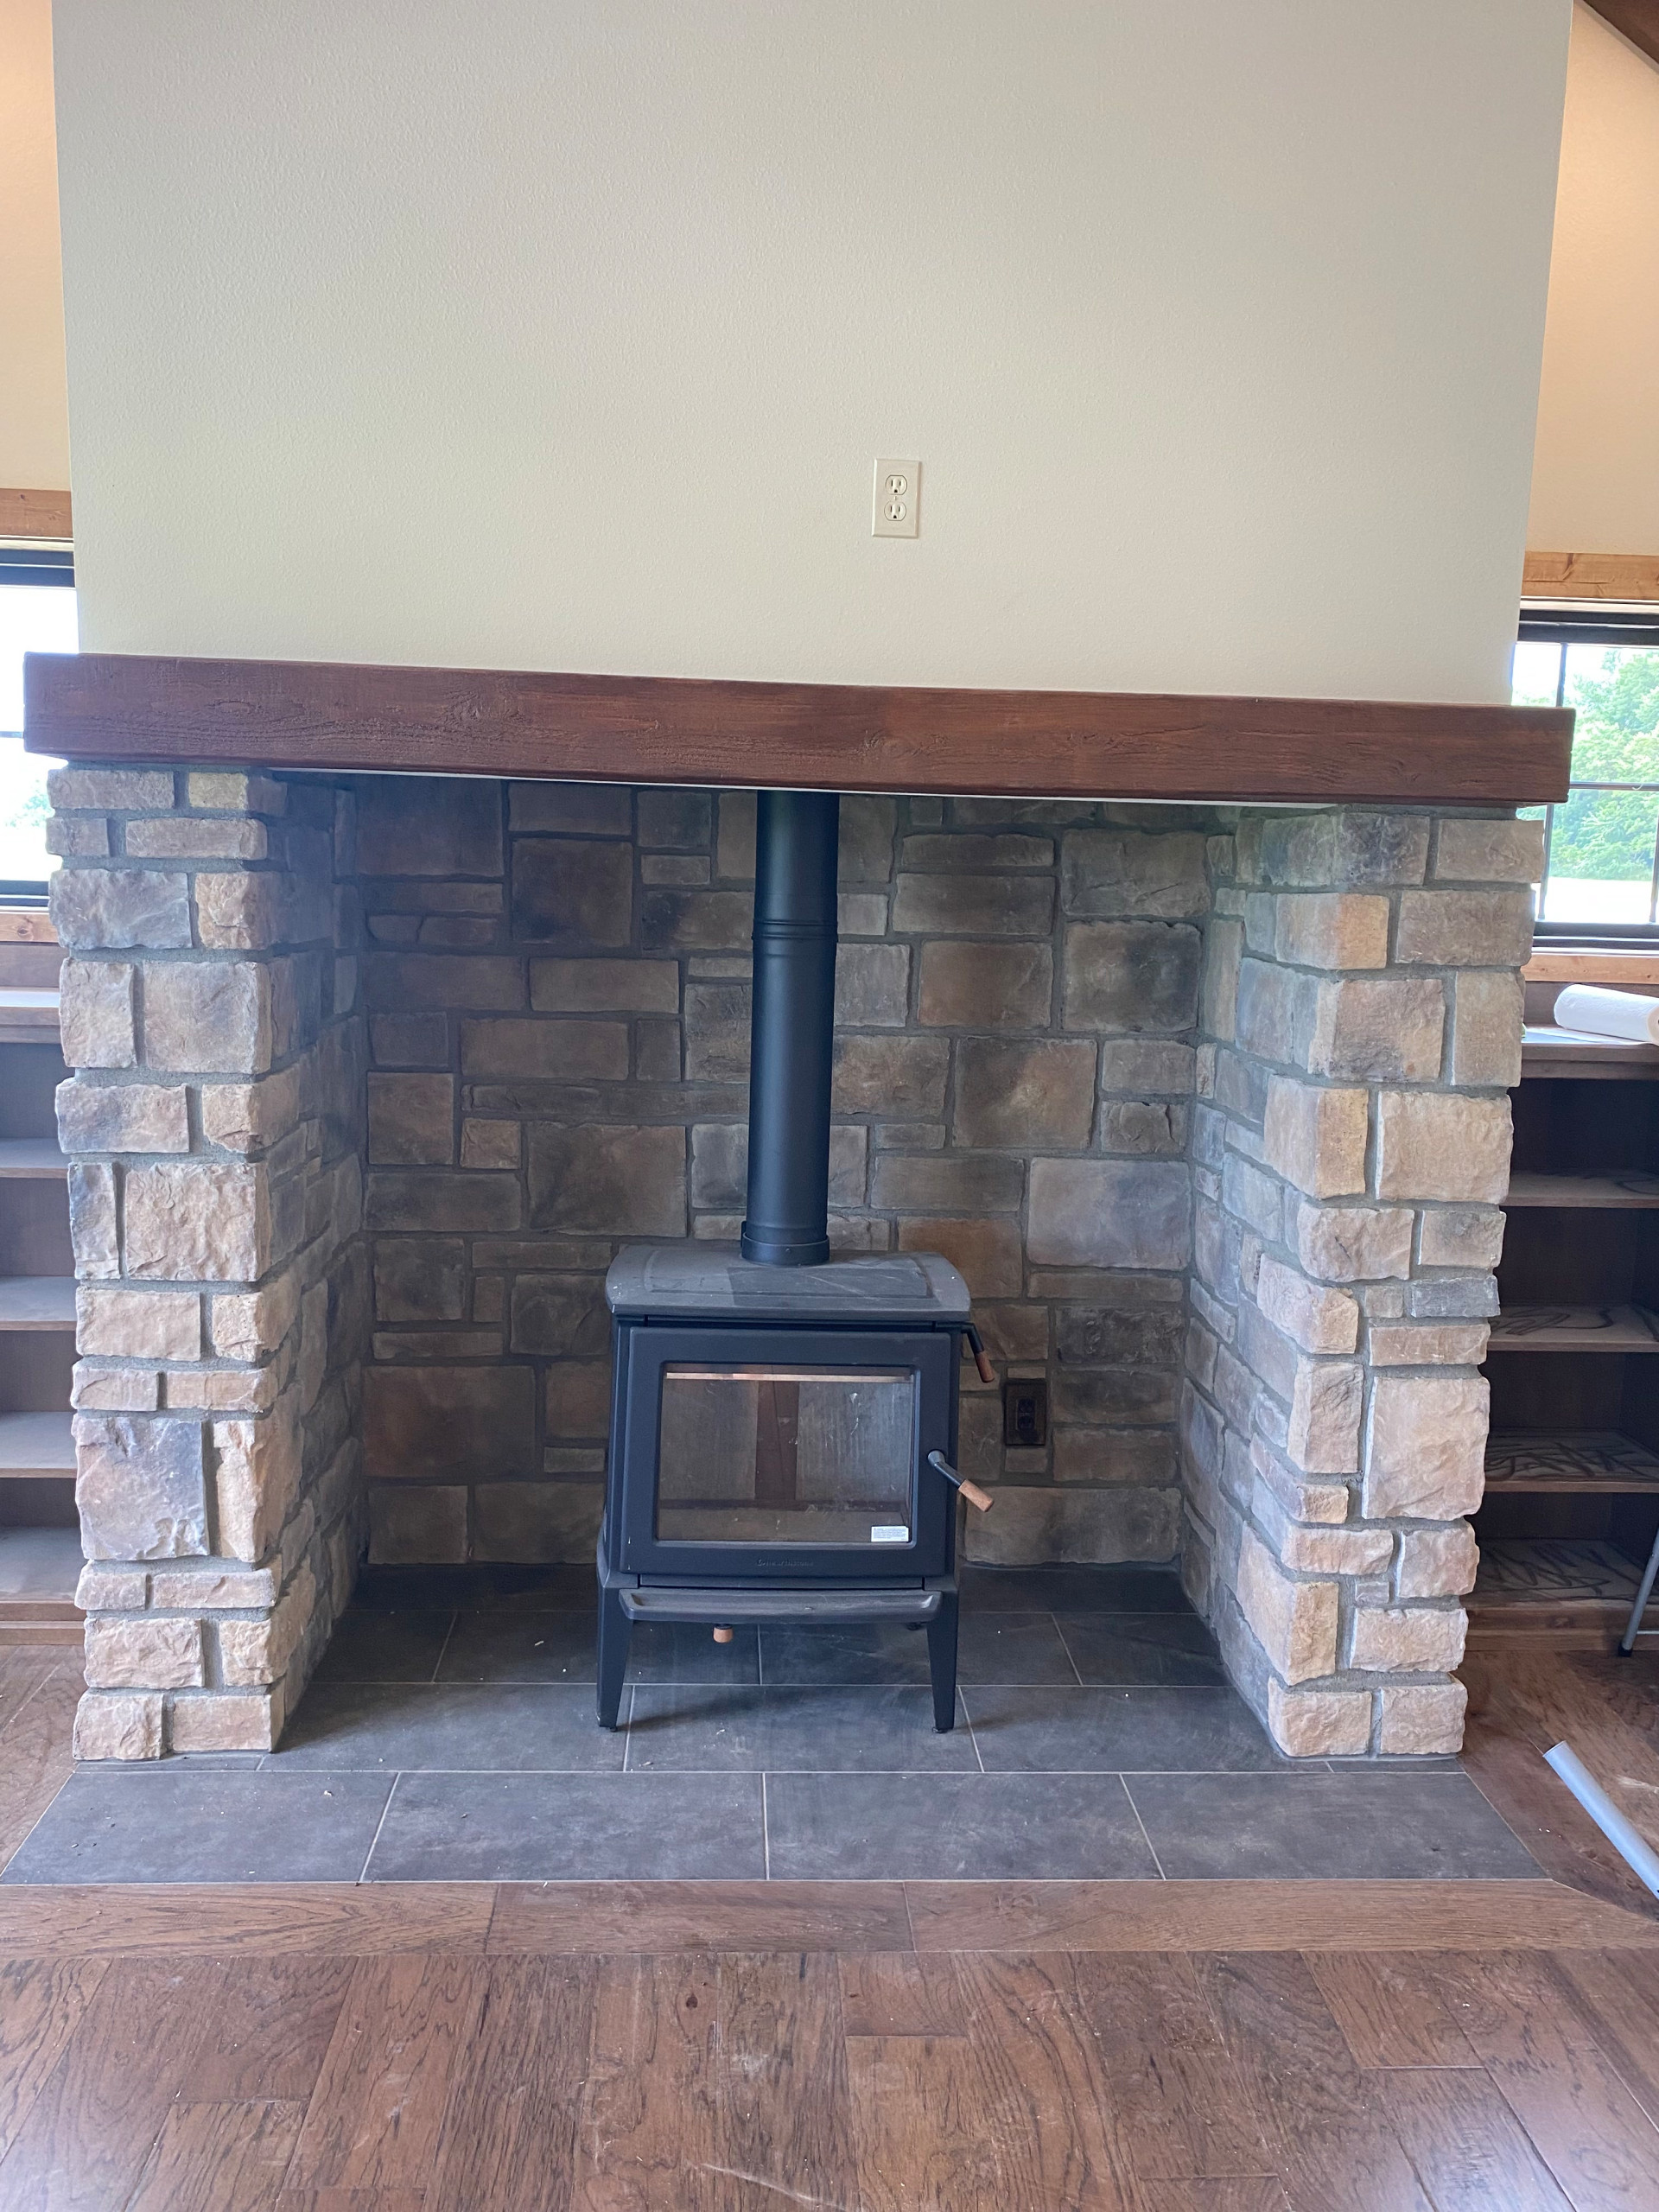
[1544, 1740, 1659, 1897]
[1554, 984, 1659, 1046]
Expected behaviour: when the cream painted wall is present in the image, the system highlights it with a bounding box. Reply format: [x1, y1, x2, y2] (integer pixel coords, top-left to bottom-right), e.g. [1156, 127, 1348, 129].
[51, 2, 1570, 702]
[1528, 4, 1659, 555]
[0, 0, 68, 491]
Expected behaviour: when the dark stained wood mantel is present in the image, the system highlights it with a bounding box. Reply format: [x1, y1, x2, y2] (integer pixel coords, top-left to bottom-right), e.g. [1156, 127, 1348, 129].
[24, 652, 1573, 806]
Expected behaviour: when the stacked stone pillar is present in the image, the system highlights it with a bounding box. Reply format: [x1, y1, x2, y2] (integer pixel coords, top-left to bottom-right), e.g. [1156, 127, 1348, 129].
[1181, 808, 1541, 1756]
[48, 766, 367, 1757]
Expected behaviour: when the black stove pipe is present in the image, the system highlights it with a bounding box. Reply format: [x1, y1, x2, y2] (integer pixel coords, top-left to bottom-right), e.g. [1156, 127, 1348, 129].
[740, 788, 840, 1266]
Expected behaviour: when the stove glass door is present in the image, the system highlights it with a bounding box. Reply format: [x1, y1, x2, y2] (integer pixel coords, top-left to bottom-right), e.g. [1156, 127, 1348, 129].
[656, 1363, 915, 1546]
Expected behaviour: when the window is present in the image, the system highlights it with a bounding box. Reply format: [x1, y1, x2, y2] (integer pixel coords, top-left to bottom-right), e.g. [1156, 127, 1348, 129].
[1514, 604, 1659, 943]
[0, 545, 74, 896]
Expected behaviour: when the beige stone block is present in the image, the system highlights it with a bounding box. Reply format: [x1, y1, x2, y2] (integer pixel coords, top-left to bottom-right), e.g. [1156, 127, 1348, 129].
[1294, 1202, 1414, 1283]
[198, 1065, 305, 1155]
[1306, 977, 1444, 1081]
[49, 767, 175, 811]
[1397, 1522, 1479, 1598]
[51, 866, 193, 952]
[162, 1370, 276, 1414]
[1448, 970, 1524, 1089]
[1394, 888, 1534, 968]
[77, 1285, 200, 1360]
[1250, 1437, 1351, 1524]
[1350, 1604, 1466, 1674]
[143, 961, 271, 1075]
[210, 1270, 302, 1360]
[45, 816, 110, 858]
[832, 1034, 950, 1116]
[219, 1565, 315, 1686]
[66, 1162, 118, 1280]
[896, 1217, 1024, 1299]
[1262, 1077, 1368, 1199]
[187, 771, 287, 814]
[1236, 1525, 1338, 1684]
[1433, 817, 1546, 883]
[953, 1039, 1096, 1149]
[73, 1689, 164, 1760]
[84, 1615, 206, 1690]
[1274, 1520, 1393, 1575]
[72, 1364, 162, 1412]
[461, 1117, 521, 1168]
[1363, 1371, 1489, 1518]
[213, 1403, 303, 1561]
[1255, 1255, 1358, 1355]
[76, 1563, 149, 1610]
[1418, 1205, 1506, 1269]
[56, 1077, 191, 1155]
[124, 1162, 267, 1281]
[1374, 1092, 1510, 1203]
[1267, 1680, 1372, 1758]
[194, 871, 284, 951]
[917, 940, 1052, 1029]
[1199, 918, 1243, 1043]
[59, 959, 137, 1069]
[168, 1692, 283, 1753]
[527, 958, 679, 1012]
[1286, 1361, 1363, 1475]
[1274, 893, 1389, 969]
[125, 817, 267, 861]
[149, 1560, 277, 1609]
[1377, 1680, 1468, 1754]
[1367, 1322, 1490, 1366]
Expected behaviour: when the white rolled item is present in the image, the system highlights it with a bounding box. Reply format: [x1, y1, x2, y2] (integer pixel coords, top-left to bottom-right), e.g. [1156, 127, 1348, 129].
[1543, 1739, 1659, 1897]
[1554, 984, 1659, 1046]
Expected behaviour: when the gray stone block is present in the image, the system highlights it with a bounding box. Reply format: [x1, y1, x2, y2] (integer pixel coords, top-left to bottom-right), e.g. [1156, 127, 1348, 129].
[638, 789, 712, 849]
[891, 874, 1055, 937]
[684, 982, 752, 1081]
[838, 796, 898, 883]
[1057, 1303, 1187, 1366]
[509, 1274, 609, 1356]
[364, 1171, 522, 1233]
[363, 1363, 537, 1481]
[965, 1484, 1180, 1565]
[367, 1073, 454, 1164]
[508, 781, 632, 836]
[50, 868, 192, 951]
[57, 1079, 191, 1155]
[870, 1153, 1025, 1212]
[1028, 1160, 1191, 1268]
[511, 838, 632, 946]
[528, 1124, 686, 1235]
[899, 832, 1053, 871]
[835, 943, 911, 1027]
[640, 889, 753, 950]
[362, 954, 524, 1012]
[459, 1018, 629, 1080]
[374, 1237, 467, 1322]
[952, 1039, 1096, 1150]
[1050, 1369, 1178, 1425]
[917, 941, 1052, 1030]
[1062, 923, 1202, 1033]
[1059, 831, 1211, 918]
[75, 1414, 209, 1559]
[832, 1033, 950, 1116]
[356, 777, 503, 875]
[1260, 810, 1430, 888]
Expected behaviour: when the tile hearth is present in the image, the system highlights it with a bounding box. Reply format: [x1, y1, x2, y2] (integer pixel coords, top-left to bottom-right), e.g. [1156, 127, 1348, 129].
[5, 1567, 1537, 1885]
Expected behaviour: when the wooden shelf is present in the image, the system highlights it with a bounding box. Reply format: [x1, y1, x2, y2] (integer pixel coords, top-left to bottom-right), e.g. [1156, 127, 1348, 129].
[1504, 1170, 1659, 1208]
[1484, 1430, 1659, 1494]
[1521, 1025, 1659, 1080]
[1465, 1538, 1643, 1647]
[0, 1139, 67, 1180]
[0, 1409, 75, 1478]
[0, 988, 60, 1047]
[0, 1278, 74, 1332]
[0, 1526, 83, 1642]
[1486, 1304, 1659, 1352]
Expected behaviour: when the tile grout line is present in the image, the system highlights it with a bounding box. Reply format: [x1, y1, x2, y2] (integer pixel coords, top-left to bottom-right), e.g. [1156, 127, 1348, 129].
[356, 1771, 401, 1885]
[428, 1609, 461, 1684]
[1118, 1771, 1168, 1880]
[1052, 1610, 1086, 1688]
[761, 1770, 772, 1880]
[621, 1683, 636, 1771]
[958, 1688, 986, 1773]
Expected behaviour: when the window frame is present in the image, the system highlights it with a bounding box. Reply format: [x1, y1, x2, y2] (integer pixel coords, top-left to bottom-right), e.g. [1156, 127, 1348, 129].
[0, 543, 75, 899]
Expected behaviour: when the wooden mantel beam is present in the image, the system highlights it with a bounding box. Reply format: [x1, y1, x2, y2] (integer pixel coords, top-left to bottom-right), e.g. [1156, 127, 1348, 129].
[24, 652, 1573, 808]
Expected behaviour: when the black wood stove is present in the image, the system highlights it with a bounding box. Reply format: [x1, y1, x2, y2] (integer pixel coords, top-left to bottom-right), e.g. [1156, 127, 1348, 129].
[597, 789, 992, 1731]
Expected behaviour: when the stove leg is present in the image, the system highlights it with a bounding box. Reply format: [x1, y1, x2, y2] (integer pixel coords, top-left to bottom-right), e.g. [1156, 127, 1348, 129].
[927, 1593, 959, 1732]
[597, 1586, 631, 1729]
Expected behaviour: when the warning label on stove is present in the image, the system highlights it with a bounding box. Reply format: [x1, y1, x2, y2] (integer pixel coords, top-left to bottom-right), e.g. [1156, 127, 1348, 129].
[870, 1524, 910, 1543]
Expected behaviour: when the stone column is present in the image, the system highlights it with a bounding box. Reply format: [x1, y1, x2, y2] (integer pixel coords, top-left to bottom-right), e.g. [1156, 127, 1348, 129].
[48, 766, 367, 1758]
[1182, 807, 1540, 1757]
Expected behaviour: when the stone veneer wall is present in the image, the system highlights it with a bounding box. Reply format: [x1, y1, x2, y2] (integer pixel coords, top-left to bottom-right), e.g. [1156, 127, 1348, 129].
[47, 766, 367, 1758]
[349, 777, 1215, 1572]
[1180, 808, 1540, 1757]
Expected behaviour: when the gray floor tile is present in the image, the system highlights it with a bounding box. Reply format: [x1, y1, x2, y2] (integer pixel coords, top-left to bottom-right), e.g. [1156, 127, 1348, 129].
[275, 1680, 626, 1771]
[1, 1770, 391, 1885]
[626, 1683, 976, 1771]
[312, 1605, 456, 1683]
[1056, 1612, 1227, 1688]
[1127, 1770, 1541, 1879]
[760, 1621, 932, 1686]
[963, 1685, 1282, 1770]
[627, 1621, 762, 1684]
[960, 1565, 1191, 1613]
[435, 1610, 599, 1685]
[766, 1771, 1158, 1879]
[958, 1611, 1079, 1686]
[365, 1770, 766, 1881]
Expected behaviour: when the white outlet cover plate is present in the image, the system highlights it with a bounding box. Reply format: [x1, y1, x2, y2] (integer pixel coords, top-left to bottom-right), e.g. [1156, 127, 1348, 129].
[872, 458, 920, 537]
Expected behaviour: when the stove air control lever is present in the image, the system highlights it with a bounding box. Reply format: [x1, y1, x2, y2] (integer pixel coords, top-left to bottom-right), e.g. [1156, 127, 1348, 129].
[927, 1450, 994, 1514]
[963, 1323, 996, 1387]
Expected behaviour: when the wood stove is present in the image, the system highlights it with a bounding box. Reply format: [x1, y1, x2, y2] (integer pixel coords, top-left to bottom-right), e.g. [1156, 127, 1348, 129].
[597, 789, 991, 1730]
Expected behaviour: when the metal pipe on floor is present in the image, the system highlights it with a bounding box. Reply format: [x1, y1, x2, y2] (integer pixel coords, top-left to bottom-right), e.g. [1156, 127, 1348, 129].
[1543, 1739, 1659, 1897]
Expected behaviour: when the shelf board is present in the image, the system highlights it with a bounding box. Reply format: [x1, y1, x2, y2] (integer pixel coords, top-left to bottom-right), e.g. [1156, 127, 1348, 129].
[1466, 1539, 1644, 1646]
[0, 1526, 84, 1629]
[0, 988, 60, 1046]
[1486, 1304, 1659, 1352]
[0, 1278, 75, 1332]
[1505, 1170, 1659, 1208]
[1521, 1025, 1659, 1080]
[1484, 1430, 1659, 1494]
[0, 1138, 67, 1180]
[0, 1408, 75, 1478]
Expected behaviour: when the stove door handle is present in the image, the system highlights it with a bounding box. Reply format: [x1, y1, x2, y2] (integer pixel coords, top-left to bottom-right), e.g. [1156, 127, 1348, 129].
[927, 1450, 994, 1514]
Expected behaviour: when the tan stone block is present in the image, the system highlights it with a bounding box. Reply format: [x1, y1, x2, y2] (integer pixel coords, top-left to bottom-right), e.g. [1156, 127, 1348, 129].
[143, 960, 272, 1075]
[67, 1161, 119, 1279]
[1350, 1604, 1466, 1674]
[45, 816, 110, 858]
[1363, 1371, 1488, 1518]
[1306, 977, 1444, 1082]
[1236, 1526, 1338, 1684]
[1397, 1522, 1479, 1597]
[56, 1077, 191, 1154]
[59, 959, 137, 1069]
[198, 1065, 304, 1155]
[1417, 1205, 1506, 1269]
[1376, 1680, 1468, 1754]
[917, 941, 1053, 1029]
[1374, 1092, 1510, 1203]
[1027, 1159, 1191, 1268]
[1274, 893, 1389, 969]
[1255, 1255, 1358, 1355]
[73, 1689, 164, 1760]
[72, 1364, 162, 1412]
[210, 1270, 302, 1359]
[125, 817, 267, 861]
[1262, 1077, 1368, 1199]
[1267, 1680, 1372, 1757]
[1285, 1361, 1363, 1475]
[84, 1615, 206, 1689]
[219, 1565, 315, 1686]
[49, 767, 175, 811]
[77, 1285, 200, 1360]
[953, 1039, 1096, 1149]
[168, 1691, 283, 1753]
[1200, 918, 1243, 1043]
[1433, 817, 1546, 883]
[1274, 1520, 1394, 1575]
[213, 1403, 303, 1561]
[1294, 1202, 1414, 1283]
[149, 1561, 278, 1609]
[51, 866, 193, 952]
[832, 1034, 950, 1116]
[897, 1217, 1024, 1299]
[1249, 1438, 1351, 1524]
[1395, 888, 1534, 968]
[194, 871, 284, 951]
[187, 771, 287, 814]
[527, 958, 679, 1012]
[1367, 1322, 1490, 1366]
[124, 1162, 267, 1281]
[366, 1071, 454, 1165]
[461, 1118, 520, 1168]
[1448, 970, 1524, 1089]
[75, 1563, 149, 1610]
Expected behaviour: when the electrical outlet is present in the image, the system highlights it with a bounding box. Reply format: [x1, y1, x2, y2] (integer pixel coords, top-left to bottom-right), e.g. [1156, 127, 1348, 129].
[1002, 1377, 1048, 1450]
[873, 458, 920, 537]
